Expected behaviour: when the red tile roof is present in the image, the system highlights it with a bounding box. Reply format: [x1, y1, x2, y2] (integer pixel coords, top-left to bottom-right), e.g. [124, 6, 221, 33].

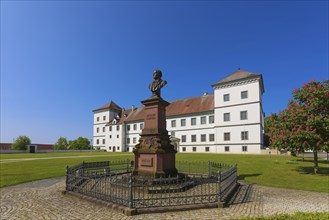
[166, 94, 214, 117]
[107, 94, 214, 125]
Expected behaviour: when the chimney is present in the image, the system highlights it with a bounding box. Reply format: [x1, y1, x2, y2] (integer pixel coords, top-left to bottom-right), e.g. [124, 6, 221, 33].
[203, 91, 208, 96]
[132, 105, 135, 111]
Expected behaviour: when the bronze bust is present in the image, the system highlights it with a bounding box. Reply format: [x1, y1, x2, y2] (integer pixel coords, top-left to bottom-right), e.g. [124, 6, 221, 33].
[149, 70, 167, 98]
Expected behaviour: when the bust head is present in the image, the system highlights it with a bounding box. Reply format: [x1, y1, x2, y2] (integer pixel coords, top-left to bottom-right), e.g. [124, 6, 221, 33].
[153, 70, 162, 80]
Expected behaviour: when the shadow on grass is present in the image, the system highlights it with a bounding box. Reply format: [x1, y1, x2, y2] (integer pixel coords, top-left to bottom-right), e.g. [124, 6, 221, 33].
[238, 173, 262, 181]
[296, 159, 329, 164]
[295, 166, 329, 175]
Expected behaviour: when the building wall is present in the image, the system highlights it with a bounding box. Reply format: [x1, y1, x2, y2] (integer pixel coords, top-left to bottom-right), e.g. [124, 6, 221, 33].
[213, 78, 264, 153]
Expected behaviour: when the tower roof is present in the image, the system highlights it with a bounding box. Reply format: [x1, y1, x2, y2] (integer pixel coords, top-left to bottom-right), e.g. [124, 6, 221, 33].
[211, 69, 264, 93]
[93, 100, 122, 112]
[212, 69, 261, 86]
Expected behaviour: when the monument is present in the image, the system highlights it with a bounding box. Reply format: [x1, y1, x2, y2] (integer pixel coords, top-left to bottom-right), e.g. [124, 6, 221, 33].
[65, 69, 239, 215]
[133, 70, 178, 177]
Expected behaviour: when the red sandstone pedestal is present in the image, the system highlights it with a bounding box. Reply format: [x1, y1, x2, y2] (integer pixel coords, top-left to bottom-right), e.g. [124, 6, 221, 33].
[133, 97, 177, 177]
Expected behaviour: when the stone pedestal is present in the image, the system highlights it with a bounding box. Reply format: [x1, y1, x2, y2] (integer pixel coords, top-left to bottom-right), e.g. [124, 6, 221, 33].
[133, 97, 177, 177]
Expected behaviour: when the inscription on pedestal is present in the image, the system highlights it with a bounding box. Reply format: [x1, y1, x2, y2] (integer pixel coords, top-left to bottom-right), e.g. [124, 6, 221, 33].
[146, 114, 156, 120]
[141, 158, 153, 167]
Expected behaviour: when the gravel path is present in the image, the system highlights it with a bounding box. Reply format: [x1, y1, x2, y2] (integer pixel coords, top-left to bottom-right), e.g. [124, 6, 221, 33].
[0, 178, 328, 219]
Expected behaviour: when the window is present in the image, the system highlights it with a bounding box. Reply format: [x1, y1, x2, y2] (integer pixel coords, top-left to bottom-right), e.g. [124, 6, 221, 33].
[182, 147, 186, 152]
[241, 131, 249, 140]
[116, 125, 120, 131]
[224, 94, 230, 102]
[96, 128, 99, 133]
[133, 124, 137, 130]
[127, 138, 130, 144]
[127, 125, 130, 131]
[240, 111, 248, 120]
[225, 146, 230, 152]
[191, 118, 196, 126]
[191, 135, 196, 142]
[181, 135, 186, 143]
[224, 113, 230, 122]
[96, 139, 99, 144]
[102, 139, 105, 144]
[193, 147, 196, 152]
[97, 117, 99, 122]
[201, 134, 206, 142]
[109, 126, 112, 131]
[133, 137, 137, 144]
[200, 116, 206, 125]
[103, 116, 106, 121]
[209, 134, 215, 142]
[242, 146, 248, 152]
[171, 120, 176, 127]
[209, 115, 214, 124]
[109, 146, 111, 150]
[140, 123, 144, 130]
[205, 147, 209, 152]
[117, 135, 119, 138]
[224, 132, 230, 141]
[117, 146, 120, 150]
[103, 127, 105, 132]
[109, 135, 112, 139]
[181, 119, 186, 127]
[241, 91, 248, 99]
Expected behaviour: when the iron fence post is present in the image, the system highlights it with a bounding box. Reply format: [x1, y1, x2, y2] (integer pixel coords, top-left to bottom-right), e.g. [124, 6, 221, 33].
[235, 163, 238, 185]
[218, 170, 222, 202]
[128, 173, 133, 208]
[65, 165, 69, 191]
[208, 161, 211, 177]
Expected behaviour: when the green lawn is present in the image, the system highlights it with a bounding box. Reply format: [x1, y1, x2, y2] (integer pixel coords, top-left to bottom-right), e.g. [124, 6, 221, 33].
[0, 152, 133, 188]
[1, 152, 328, 192]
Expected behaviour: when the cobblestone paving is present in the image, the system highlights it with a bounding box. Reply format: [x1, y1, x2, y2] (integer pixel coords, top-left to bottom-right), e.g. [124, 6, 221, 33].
[0, 177, 328, 220]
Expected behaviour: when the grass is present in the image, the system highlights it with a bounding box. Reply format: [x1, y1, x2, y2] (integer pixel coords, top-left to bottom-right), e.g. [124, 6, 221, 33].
[177, 153, 329, 192]
[0, 152, 133, 188]
[238, 212, 329, 220]
[1, 152, 328, 192]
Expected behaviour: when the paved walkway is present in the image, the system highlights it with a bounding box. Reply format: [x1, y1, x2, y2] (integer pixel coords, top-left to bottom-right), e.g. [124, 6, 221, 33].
[0, 178, 328, 219]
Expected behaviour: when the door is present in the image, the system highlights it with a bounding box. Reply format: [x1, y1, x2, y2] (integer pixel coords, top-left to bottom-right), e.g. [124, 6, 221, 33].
[29, 145, 36, 153]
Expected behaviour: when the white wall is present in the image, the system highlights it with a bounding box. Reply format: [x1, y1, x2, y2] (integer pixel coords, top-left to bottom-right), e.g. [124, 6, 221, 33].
[214, 80, 260, 108]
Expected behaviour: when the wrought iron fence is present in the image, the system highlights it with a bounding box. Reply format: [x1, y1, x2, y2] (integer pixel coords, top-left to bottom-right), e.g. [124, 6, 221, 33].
[66, 160, 238, 211]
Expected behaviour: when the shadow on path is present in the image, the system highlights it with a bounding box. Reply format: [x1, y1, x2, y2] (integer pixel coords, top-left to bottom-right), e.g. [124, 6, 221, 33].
[227, 183, 255, 205]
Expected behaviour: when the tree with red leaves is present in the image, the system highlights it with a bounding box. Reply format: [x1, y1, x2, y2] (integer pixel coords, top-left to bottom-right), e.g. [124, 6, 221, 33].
[267, 80, 329, 174]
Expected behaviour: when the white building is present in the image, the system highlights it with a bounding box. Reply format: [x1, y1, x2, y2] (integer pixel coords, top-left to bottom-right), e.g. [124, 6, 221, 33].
[93, 70, 265, 154]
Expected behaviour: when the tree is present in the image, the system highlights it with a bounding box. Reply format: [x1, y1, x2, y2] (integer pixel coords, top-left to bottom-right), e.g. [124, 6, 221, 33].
[68, 137, 91, 150]
[54, 137, 69, 150]
[263, 117, 271, 148]
[11, 136, 31, 150]
[267, 80, 329, 174]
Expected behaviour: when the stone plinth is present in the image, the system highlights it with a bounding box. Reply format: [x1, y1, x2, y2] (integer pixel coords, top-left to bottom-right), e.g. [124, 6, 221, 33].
[133, 97, 177, 177]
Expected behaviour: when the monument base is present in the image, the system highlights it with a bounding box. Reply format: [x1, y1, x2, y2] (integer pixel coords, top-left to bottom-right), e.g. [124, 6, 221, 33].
[133, 152, 177, 178]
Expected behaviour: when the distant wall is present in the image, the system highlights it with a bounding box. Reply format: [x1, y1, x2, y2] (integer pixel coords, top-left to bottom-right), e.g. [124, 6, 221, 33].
[0, 150, 27, 154]
[260, 148, 291, 156]
[0, 149, 100, 154]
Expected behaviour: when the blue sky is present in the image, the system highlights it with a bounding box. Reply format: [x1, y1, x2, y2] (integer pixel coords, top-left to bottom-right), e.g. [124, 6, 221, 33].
[1, 1, 328, 144]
